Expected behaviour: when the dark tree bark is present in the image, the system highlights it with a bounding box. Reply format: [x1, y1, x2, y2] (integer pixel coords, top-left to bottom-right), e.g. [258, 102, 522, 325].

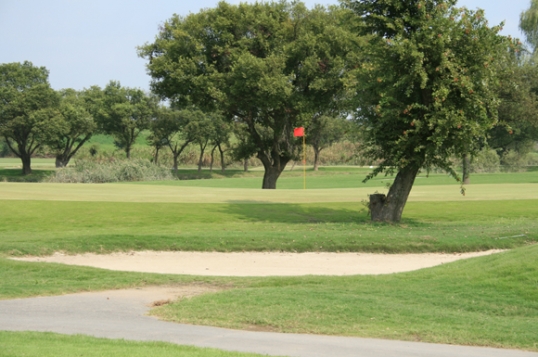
[369, 165, 420, 222]
[4, 137, 35, 175]
[209, 144, 217, 172]
[198, 139, 209, 173]
[169, 140, 192, 173]
[21, 155, 32, 175]
[125, 146, 131, 159]
[313, 146, 322, 171]
[243, 159, 248, 172]
[258, 151, 290, 189]
[54, 135, 92, 168]
[217, 143, 226, 173]
[153, 147, 160, 165]
[462, 154, 471, 185]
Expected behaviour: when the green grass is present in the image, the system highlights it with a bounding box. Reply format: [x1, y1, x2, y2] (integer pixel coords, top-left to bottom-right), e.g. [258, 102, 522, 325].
[152, 244, 538, 351]
[0, 257, 229, 300]
[137, 169, 538, 189]
[1, 200, 536, 256]
[0, 332, 273, 357]
[1, 246, 537, 350]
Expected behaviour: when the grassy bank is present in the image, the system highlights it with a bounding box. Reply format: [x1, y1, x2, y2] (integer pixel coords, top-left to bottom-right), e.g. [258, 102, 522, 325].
[0, 200, 536, 256]
[152, 245, 538, 351]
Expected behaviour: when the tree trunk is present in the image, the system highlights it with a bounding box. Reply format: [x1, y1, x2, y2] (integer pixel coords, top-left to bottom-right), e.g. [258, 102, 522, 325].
[154, 147, 160, 165]
[173, 155, 179, 172]
[313, 148, 321, 171]
[243, 159, 248, 172]
[262, 166, 283, 189]
[218, 143, 226, 173]
[462, 154, 471, 185]
[259, 155, 290, 189]
[126, 146, 131, 159]
[209, 145, 217, 173]
[22, 155, 32, 175]
[55, 155, 66, 168]
[198, 151, 204, 173]
[370, 166, 419, 222]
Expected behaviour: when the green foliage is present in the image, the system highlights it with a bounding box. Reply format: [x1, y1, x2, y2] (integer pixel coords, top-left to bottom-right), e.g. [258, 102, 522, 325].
[0, 61, 61, 174]
[346, 0, 508, 178]
[94, 81, 158, 159]
[520, 0, 538, 54]
[45, 88, 96, 167]
[48, 159, 174, 183]
[139, 1, 361, 188]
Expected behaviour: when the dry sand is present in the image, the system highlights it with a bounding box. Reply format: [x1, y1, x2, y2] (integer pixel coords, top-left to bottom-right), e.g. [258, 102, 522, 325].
[14, 250, 504, 276]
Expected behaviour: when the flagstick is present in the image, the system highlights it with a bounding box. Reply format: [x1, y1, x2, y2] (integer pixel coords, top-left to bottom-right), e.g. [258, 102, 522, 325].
[303, 134, 306, 190]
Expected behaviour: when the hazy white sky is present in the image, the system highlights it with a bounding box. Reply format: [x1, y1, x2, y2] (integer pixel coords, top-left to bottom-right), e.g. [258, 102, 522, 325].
[0, 0, 530, 91]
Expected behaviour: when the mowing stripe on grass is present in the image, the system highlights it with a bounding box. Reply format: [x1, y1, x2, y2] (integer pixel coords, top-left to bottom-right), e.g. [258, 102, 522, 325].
[1, 182, 538, 203]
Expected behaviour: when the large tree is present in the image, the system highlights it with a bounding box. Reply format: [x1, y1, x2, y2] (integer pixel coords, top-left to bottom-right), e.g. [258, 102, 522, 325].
[139, 1, 360, 188]
[96, 81, 157, 159]
[47, 89, 96, 168]
[344, 0, 510, 222]
[0, 61, 60, 175]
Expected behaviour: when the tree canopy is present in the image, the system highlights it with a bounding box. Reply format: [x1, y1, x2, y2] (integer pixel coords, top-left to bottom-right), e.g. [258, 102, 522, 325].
[94, 81, 158, 159]
[139, 1, 361, 188]
[344, 0, 511, 221]
[0, 61, 60, 174]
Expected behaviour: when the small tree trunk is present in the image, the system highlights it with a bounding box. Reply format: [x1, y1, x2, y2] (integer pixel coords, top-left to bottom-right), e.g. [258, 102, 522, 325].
[218, 143, 226, 173]
[125, 146, 131, 160]
[462, 154, 471, 185]
[243, 159, 248, 172]
[154, 147, 160, 165]
[21, 155, 32, 175]
[370, 166, 419, 222]
[173, 155, 179, 172]
[198, 151, 204, 173]
[209, 145, 217, 173]
[313, 148, 321, 171]
[55, 155, 66, 168]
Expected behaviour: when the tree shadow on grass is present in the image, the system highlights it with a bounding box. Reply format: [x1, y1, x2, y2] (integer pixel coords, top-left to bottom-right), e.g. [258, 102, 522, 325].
[220, 200, 426, 227]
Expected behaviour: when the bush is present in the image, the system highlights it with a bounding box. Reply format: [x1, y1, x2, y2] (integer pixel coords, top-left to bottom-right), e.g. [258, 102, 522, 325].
[470, 149, 500, 173]
[48, 159, 175, 183]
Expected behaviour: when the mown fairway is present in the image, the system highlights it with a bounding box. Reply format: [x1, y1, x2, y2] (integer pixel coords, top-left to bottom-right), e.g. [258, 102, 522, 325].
[0, 166, 537, 351]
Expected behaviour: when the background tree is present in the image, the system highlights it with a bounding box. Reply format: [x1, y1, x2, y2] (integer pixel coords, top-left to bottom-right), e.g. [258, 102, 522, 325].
[139, 1, 360, 188]
[0, 61, 60, 174]
[96, 81, 157, 159]
[209, 115, 232, 173]
[344, 0, 509, 222]
[491, 56, 538, 157]
[520, 0, 538, 55]
[47, 89, 96, 167]
[150, 108, 204, 172]
[306, 114, 349, 171]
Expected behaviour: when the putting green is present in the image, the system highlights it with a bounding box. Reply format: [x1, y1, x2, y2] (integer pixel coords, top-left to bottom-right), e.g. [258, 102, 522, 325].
[1, 182, 537, 203]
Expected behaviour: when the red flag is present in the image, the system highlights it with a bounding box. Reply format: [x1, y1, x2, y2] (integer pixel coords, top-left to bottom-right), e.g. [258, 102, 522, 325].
[293, 127, 304, 137]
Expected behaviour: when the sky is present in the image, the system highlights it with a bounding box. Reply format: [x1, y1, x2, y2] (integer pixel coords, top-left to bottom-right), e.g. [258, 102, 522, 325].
[0, 0, 531, 91]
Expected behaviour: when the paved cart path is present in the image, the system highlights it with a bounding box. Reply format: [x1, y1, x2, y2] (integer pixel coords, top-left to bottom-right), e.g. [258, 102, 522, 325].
[1, 287, 536, 357]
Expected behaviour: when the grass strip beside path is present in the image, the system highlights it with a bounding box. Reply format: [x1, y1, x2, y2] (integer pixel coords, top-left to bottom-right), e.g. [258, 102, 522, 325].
[0, 332, 271, 357]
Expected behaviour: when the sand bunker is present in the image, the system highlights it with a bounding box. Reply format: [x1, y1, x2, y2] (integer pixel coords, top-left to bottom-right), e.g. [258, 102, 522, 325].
[14, 250, 503, 276]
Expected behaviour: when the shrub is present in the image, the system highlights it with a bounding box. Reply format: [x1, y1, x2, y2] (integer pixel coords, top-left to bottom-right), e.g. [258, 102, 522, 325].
[48, 159, 175, 183]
